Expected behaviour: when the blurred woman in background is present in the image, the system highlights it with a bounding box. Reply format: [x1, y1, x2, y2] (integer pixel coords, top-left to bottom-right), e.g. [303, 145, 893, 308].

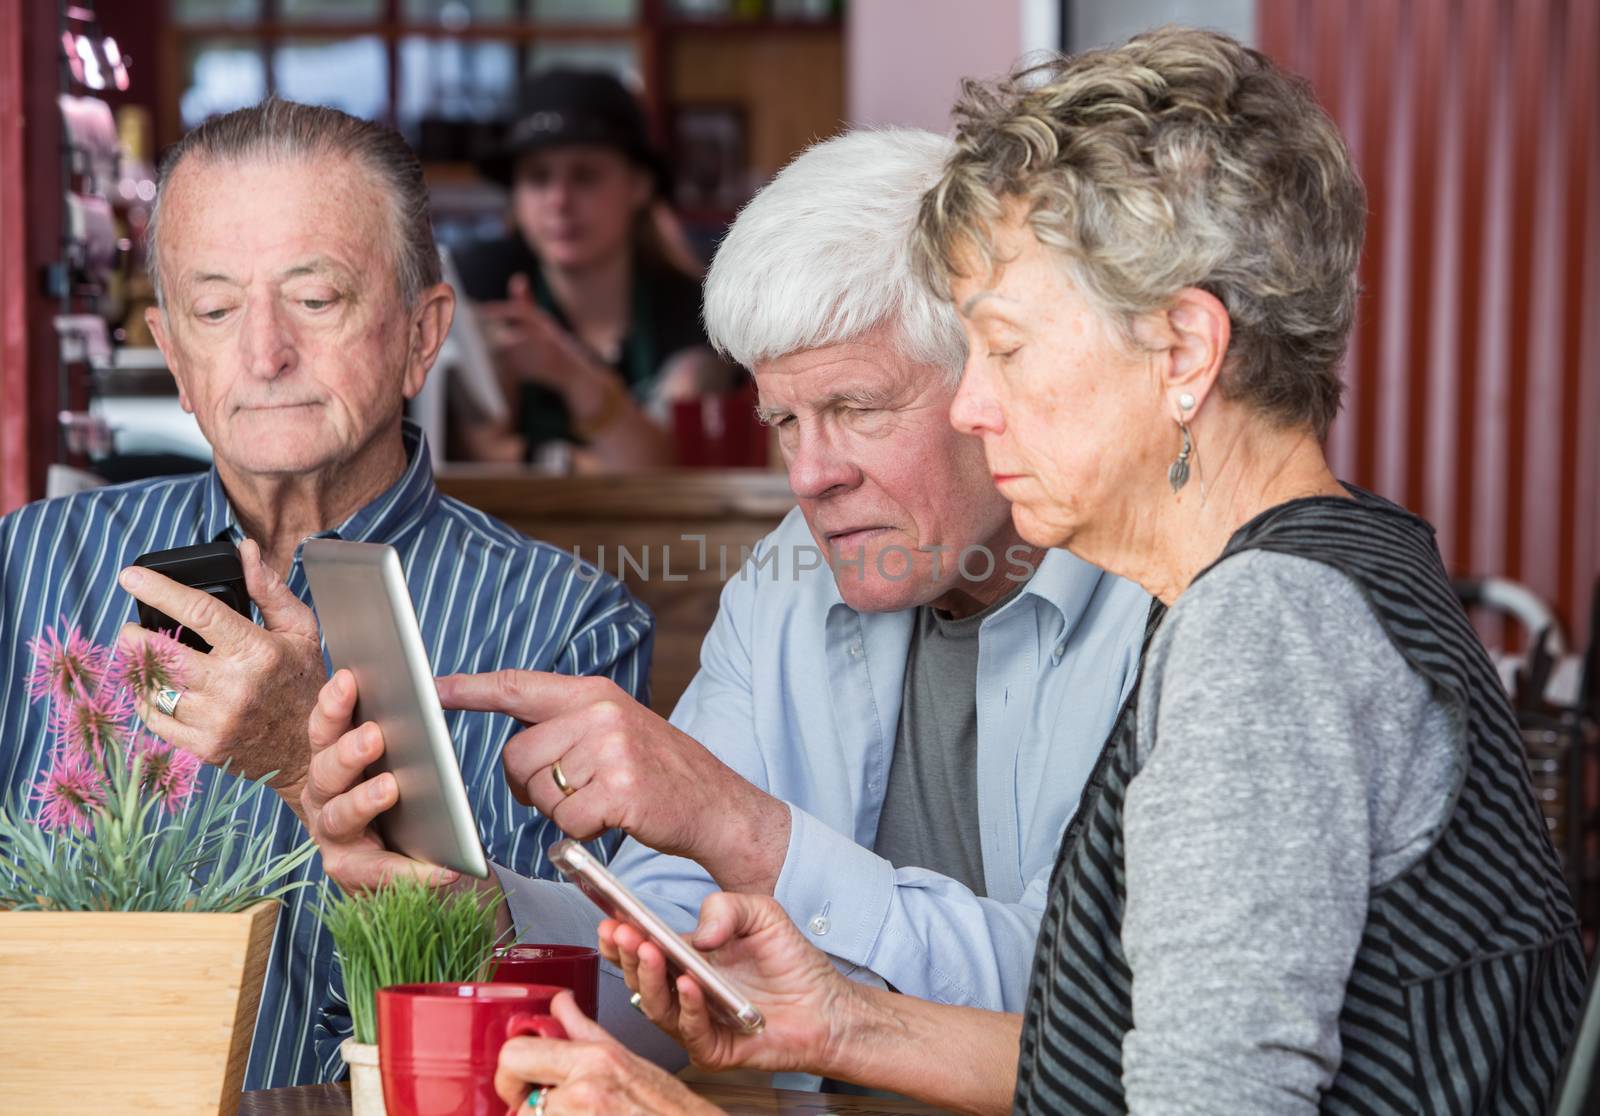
[454, 69, 729, 469]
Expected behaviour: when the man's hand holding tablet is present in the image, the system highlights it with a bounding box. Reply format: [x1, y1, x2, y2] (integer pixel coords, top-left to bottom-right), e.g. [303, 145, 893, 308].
[302, 669, 464, 892]
[301, 539, 492, 884]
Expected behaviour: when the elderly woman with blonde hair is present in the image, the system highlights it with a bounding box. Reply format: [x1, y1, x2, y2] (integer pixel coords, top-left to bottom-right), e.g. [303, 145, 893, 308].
[490, 27, 1584, 1116]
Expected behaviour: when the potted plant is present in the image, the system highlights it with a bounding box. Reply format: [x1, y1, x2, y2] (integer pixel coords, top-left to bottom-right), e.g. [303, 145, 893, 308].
[0, 621, 315, 1116]
[317, 874, 506, 1116]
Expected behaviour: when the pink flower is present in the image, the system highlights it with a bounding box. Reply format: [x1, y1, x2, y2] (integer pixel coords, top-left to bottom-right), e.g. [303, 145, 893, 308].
[48, 687, 133, 761]
[105, 630, 186, 704]
[32, 748, 109, 834]
[128, 733, 201, 811]
[26, 621, 106, 705]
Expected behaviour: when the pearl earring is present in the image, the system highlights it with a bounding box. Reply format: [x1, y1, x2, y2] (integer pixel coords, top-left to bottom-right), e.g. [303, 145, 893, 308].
[1178, 392, 1196, 411]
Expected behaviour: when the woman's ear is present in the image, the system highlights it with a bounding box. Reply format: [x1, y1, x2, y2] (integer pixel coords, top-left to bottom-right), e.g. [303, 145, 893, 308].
[1161, 287, 1230, 419]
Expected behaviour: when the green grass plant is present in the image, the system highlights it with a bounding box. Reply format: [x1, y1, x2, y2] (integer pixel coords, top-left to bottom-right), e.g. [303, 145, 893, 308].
[317, 875, 508, 1045]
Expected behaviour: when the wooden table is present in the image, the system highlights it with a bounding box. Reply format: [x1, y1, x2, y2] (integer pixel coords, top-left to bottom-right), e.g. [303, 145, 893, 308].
[239, 1082, 953, 1115]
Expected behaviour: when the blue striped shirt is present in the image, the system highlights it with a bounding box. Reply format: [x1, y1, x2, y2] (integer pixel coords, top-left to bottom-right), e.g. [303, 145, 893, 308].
[0, 421, 651, 1088]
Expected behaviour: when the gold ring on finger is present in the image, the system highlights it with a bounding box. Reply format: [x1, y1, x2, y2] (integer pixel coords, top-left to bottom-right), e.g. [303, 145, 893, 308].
[551, 758, 575, 798]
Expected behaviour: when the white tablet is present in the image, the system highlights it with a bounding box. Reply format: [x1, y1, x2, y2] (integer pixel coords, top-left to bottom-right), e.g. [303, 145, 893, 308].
[302, 538, 489, 879]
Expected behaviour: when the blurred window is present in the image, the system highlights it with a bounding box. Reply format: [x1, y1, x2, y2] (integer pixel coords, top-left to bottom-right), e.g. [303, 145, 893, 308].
[273, 38, 389, 121]
[402, 0, 518, 23]
[400, 34, 518, 157]
[280, 0, 384, 22]
[668, 0, 732, 17]
[398, 36, 518, 131]
[526, 40, 641, 84]
[179, 38, 267, 129]
[164, 0, 786, 162]
[173, 0, 260, 24]
[530, 0, 639, 23]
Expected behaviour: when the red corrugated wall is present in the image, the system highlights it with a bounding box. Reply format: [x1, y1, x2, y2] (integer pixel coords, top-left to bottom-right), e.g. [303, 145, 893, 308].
[1258, 0, 1600, 651]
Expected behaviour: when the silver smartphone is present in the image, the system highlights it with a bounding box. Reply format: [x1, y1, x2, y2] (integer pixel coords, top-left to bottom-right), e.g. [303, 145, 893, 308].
[550, 839, 764, 1034]
[302, 538, 489, 879]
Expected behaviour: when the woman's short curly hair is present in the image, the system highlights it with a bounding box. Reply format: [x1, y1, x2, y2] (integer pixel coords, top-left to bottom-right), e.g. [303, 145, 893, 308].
[913, 26, 1366, 438]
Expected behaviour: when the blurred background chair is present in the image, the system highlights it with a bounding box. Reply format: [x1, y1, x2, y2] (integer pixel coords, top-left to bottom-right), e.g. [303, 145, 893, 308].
[1459, 576, 1600, 958]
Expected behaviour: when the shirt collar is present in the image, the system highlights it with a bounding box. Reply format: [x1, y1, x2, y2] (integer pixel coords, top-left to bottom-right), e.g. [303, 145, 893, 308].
[1020, 547, 1108, 662]
[197, 419, 440, 547]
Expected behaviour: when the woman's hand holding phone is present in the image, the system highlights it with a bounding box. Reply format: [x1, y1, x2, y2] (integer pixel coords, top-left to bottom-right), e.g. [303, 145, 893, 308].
[601, 891, 869, 1079]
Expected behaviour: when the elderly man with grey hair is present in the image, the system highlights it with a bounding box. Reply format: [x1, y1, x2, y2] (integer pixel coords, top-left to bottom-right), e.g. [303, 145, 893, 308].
[0, 99, 653, 1089]
[303, 127, 1150, 1061]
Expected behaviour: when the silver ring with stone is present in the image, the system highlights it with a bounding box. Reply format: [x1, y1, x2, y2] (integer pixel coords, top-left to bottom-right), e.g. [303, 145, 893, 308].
[154, 687, 183, 718]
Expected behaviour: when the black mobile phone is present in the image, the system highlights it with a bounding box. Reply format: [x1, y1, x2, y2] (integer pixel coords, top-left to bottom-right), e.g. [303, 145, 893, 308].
[130, 541, 252, 653]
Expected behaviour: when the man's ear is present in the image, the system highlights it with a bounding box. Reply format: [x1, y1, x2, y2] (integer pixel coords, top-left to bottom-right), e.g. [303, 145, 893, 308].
[145, 305, 193, 413]
[1159, 287, 1230, 421]
[401, 282, 456, 401]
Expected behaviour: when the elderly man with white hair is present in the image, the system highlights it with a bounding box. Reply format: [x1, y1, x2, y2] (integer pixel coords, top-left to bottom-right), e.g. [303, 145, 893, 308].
[302, 128, 1150, 1053]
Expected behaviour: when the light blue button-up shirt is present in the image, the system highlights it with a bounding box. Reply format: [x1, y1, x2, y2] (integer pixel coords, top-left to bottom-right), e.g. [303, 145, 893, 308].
[496, 506, 1149, 1025]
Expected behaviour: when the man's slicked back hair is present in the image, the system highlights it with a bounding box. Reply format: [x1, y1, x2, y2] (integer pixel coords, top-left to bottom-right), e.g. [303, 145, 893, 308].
[146, 97, 440, 310]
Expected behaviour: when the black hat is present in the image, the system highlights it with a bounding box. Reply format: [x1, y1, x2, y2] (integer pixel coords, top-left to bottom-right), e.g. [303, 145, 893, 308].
[479, 69, 669, 195]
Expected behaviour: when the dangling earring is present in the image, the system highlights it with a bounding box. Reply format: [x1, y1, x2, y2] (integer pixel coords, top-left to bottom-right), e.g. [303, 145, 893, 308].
[1169, 424, 1192, 493]
[1169, 391, 1197, 494]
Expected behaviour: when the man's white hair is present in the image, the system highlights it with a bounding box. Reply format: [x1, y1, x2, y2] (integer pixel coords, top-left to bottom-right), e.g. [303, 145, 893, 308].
[703, 128, 966, 380]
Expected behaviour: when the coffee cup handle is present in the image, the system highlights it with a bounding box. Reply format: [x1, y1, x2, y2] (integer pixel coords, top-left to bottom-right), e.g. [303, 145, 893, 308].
[506, 1013, 567, 1042]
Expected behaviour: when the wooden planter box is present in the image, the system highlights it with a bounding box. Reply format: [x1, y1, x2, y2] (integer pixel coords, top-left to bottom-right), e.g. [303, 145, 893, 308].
[0, 901, 278, 1116]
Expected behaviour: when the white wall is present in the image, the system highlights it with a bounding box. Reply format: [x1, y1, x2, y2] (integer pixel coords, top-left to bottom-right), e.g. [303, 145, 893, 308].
[847, 0, 1256, 133]
[846, 0, 1026, 132]
[1067, 0, 1255, 51]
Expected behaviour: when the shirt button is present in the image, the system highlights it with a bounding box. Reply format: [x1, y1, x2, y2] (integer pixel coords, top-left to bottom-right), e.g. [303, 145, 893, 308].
[809, 916, 830, 936]
[849, 643, 863, 658]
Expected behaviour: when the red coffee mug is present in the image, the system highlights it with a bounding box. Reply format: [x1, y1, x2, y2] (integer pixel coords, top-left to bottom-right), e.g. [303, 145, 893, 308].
[378, 982, 568, 1116]
[489, 944, 599, 1019]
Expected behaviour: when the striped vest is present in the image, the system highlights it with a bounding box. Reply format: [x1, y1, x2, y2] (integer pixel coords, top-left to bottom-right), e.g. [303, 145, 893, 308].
[1014, 490, 1586, 1114]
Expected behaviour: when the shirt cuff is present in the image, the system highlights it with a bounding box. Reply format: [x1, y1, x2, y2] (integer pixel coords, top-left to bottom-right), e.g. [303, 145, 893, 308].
[772, 804, 896, 969]
[489, 861, 607, 946]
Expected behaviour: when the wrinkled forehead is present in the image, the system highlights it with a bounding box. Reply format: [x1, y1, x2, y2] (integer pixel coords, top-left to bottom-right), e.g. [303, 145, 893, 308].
[753, 330, 949, 413]
[159, 151, 395, 282]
